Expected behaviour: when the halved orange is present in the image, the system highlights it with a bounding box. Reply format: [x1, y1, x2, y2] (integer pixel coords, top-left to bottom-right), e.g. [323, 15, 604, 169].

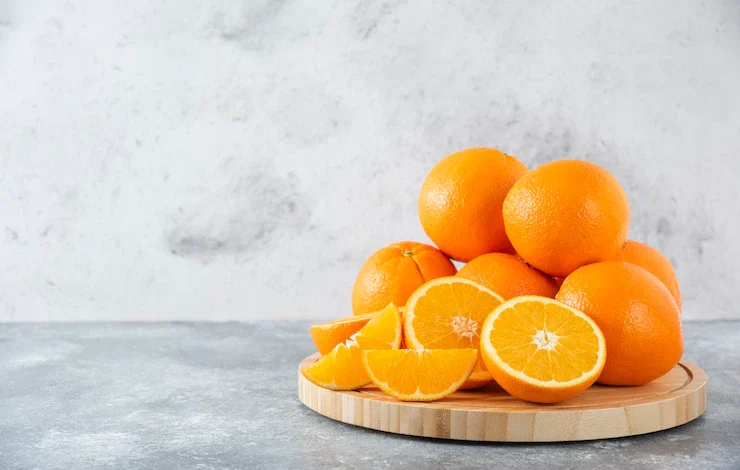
[404, 277, 504, 389]
[310, 313, 376, 356]
[302, 303, 402, 390]
[480, 295, 607, 404]
[362, 349, 477, 401]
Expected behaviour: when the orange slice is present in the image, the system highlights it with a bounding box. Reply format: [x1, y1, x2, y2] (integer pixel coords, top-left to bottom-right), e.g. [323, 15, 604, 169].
[302, 303, 402, 390]
[310, 313, 376, 356]
[480, 295, 607, 404]
[362, 349, 477, 401]
[404, 277, 504, 388]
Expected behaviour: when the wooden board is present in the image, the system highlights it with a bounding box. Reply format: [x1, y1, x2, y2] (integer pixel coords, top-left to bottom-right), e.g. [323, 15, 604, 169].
[297, 353, 707, 442]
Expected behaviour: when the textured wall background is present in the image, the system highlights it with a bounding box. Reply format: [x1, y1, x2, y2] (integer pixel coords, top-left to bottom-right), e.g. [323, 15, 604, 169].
[1, 0, 738, 321]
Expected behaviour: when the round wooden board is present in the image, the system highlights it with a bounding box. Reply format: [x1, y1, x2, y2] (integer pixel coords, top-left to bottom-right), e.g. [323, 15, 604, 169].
[297, 353, 707, 442]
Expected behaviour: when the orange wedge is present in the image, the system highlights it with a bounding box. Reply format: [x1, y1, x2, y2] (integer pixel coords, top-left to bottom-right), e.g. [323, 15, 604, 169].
[480, 295, 607, 404]
[302, 303, 402, 390]
[362, 349, 477, 401]
[310, 313, 376, 356]
[404, 277, 504, 388]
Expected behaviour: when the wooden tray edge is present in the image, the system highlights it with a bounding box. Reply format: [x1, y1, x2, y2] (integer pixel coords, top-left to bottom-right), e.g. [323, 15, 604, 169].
[297, 354, 707, 442]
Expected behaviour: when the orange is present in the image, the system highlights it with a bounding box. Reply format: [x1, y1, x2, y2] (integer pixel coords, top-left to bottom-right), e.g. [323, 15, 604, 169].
[418, 148, 528, 262]
[301, 303, 402, 390]
[556, 261, 683, 386]
[352, 241, 457, 316]
[503, 160, 630, 278]
[404, 277, 504, 389]
[362, 349, 477, 401]
[480, 296, 606, 404]
[309, 313, 376, 356]
[616, 240, 682, 309]
[456, 253, 558, 300]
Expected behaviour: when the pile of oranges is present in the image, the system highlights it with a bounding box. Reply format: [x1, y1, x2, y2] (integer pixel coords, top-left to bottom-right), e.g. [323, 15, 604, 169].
[303, 148, 683, 404]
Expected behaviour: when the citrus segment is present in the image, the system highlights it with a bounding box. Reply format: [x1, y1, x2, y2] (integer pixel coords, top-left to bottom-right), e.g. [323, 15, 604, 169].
[309, 313, 376, 356]
[353, 303, 403, 350]
[404, 277, 504, 388]
[301, 303, 402, 390]
[480, 296, 606, 404]
[302, 344, 367, 390]
[362, 349, 477, 401]
[459, 357, 495, 390]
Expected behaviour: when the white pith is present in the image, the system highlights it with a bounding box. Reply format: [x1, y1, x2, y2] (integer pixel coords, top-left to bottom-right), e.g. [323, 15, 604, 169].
[450, 315, 479, 340]
[532, 329, 560, 351]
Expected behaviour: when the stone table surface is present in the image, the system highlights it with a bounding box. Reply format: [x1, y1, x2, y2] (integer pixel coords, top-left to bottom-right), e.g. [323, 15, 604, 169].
[0, 321, 738, 470]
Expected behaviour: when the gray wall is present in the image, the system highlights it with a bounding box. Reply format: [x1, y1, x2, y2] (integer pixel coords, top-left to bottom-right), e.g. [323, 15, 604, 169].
[1, 0, 738, 321]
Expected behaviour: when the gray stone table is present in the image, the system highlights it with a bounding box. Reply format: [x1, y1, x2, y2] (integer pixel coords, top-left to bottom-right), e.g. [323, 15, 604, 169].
[1, 321, 738, 469]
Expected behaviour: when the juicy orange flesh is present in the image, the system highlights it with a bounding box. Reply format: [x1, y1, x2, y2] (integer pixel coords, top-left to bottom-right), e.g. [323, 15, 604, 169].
[304, 344, 368, 388]
[490, 301, 600, 383]
[310, 313, 376, 355]
[412, 282, 502, 348]
[364, 349, 477, 396]
[469, 359, 488, 376]
[302, 303, 401, 389]
[461, 350, 494, 384]
[356, 303, 402, 348]
[452, 353, 493, 390]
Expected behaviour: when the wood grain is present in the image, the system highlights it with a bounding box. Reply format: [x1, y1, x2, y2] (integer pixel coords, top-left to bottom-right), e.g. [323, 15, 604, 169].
[297, 353, 707, 442]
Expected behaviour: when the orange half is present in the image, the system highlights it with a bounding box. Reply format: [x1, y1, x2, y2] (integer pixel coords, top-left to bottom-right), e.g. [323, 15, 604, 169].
[480, 296, 607, 404]
[404, 277, 504, 388]
[362, 349, 477, 401]
[302, 303, 402, 390]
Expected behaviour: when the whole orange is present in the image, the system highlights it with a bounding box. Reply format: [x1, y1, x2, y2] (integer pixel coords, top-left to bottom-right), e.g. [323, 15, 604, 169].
[502, 160, 630, 278]
[616, 240, 682, 310]
[351, 241, 457, 315]
[556, 261, 683, 386]
[418, 148, 528, 262]
[456, 253, 558, 300]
